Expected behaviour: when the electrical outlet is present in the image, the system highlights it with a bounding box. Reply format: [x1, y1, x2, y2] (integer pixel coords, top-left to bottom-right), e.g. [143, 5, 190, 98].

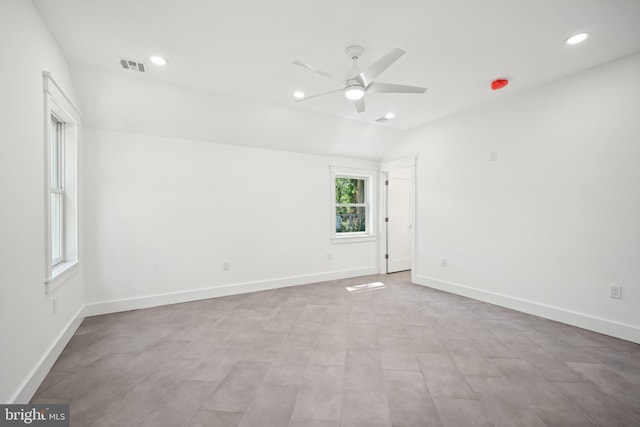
[441, 258, 448, 267]
[223, 261, 231, 271]
[609, 284, 622, 299]
[490, 150, 498, 161]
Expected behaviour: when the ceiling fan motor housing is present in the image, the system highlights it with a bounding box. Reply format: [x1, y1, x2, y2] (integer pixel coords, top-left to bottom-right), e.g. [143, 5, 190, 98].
[345, 78, 363, 88]
[345, 45, 364, 60]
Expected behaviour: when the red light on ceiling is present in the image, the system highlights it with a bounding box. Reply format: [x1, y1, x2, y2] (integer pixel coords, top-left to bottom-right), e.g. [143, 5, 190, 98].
[491, 79, 509, 90]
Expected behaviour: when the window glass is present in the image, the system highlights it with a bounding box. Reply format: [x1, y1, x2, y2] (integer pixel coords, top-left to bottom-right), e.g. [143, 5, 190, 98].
[51, 193, 63, 263]
[335, 178, 365, 204]
[50, 115, 64, 265]
[336, 206, 366, 233]
[335, 177, 367, 234]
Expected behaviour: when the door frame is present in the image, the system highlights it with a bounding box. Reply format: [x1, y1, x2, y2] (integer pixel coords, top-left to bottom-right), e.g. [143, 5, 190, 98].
[378, 157, 417, 281]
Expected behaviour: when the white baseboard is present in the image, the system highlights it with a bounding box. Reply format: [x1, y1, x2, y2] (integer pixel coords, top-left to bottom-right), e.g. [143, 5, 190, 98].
[10, 267, 376, 404]
[85, 267, 378, 317]
[12, 306, 85, 404]
[414, 274, 640, 344]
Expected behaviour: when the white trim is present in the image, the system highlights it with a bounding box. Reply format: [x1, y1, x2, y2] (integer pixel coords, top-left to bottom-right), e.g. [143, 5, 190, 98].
[379, 157, 417, 276]
[380, 156, 416, 171]
[414, 274, 640, 344]
[329, 164, 379, 172]
[45, 260, 80, 295]
[377, 170, 387, 273]
[331, 235, 377, 244]
[11, 306, 85, 404]
[330, 166, 378, 242]
[13, 267, 376, 403]
[85, 267, 378, 316]
[44, 72, 81, 288]
[42, 71, 81, 117]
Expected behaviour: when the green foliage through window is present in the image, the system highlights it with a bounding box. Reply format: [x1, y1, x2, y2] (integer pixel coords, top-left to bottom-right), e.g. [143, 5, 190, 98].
[336, 178, 365, 204]
[335, 177, 366, 233]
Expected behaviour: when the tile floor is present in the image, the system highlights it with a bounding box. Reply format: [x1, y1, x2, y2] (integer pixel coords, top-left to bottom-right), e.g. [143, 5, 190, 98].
[31, 272, 640, 426]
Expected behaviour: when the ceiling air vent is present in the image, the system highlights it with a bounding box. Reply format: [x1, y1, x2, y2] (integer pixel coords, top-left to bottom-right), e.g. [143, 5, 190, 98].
[375, 117, 389, 123]
[118, 57, 147, 73]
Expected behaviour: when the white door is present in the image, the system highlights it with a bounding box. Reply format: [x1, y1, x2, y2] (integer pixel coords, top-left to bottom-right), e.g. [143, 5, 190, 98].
[387, 168, 412, 273]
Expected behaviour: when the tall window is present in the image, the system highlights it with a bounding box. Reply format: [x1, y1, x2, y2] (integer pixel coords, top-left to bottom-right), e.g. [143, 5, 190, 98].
[335, 177, 367, 233]
[330, 166, 376, 242]
[44, 71, 80, 290]
[50, 115, 64, 266]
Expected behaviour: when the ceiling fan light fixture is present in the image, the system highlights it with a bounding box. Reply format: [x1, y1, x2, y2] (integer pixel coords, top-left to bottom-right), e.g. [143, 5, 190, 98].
[344, 86, 365, 100]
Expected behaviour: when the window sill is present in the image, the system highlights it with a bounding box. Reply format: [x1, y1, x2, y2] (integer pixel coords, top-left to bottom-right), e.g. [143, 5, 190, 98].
[45, 260, 79, 295]
[331, 234, 377, 244]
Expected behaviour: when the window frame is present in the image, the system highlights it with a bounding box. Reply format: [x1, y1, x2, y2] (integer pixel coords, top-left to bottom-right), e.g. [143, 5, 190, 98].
[330, 166, 377, 244]
[44, 72, 81, 293]
[50, 114, 65, 267]
[335, 175, 368, 234]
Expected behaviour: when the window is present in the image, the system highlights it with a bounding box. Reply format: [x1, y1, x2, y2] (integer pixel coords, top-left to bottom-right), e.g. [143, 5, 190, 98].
[335, 177, 367, 233]
[50, 115, 64, 266]
[44, 72, 80, 291]
[330, 166, 376, 242]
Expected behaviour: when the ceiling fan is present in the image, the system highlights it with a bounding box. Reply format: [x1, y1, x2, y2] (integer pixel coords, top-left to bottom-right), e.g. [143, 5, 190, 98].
[293, 45, 427, 113]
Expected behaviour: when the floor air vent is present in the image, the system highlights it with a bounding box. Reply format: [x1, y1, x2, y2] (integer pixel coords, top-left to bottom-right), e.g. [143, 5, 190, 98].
[118, 57, 147, 73]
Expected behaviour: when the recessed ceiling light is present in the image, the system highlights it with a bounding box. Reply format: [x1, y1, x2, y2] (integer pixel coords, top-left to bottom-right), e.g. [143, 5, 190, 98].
[384, 112, 396, 120]
[344, 86, 365, 100]
[149, 56, 168, 66]
[565, 33, 589, 45]
[293, 91, 305, 99]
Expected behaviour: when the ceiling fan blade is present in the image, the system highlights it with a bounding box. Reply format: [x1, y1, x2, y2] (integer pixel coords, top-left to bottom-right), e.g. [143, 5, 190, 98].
[354, 97, 365, 113]
[295, 88, 343, 102]
[358, 48, 406, 86]
[367, 82, 427, 94]
[292, 61, 344, 83]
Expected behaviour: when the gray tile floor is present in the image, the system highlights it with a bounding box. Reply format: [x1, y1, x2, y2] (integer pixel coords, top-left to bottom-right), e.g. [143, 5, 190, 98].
[32, 272, 640, 426]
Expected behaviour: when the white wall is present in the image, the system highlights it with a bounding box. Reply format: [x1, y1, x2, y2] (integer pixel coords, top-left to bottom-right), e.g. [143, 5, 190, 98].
[385, 53, 640, 342]
[83, 128, 379, 312]
[0, 0, 85, 403]
[70, 63, 402, 160]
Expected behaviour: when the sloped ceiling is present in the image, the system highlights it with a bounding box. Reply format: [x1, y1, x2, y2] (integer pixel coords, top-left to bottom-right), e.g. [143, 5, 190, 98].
[35, 0, 640, 132]
[70, 63, 402, 159]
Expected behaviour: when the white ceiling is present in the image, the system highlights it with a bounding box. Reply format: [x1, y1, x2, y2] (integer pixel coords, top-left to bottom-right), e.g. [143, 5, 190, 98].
[35, 0, 640, 130]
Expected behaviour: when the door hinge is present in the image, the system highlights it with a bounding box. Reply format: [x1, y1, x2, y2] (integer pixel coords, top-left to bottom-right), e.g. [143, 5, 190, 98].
[385, 217, 389, 222]
[385, 180, 389, 185]
[385, 254, 389, 259]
